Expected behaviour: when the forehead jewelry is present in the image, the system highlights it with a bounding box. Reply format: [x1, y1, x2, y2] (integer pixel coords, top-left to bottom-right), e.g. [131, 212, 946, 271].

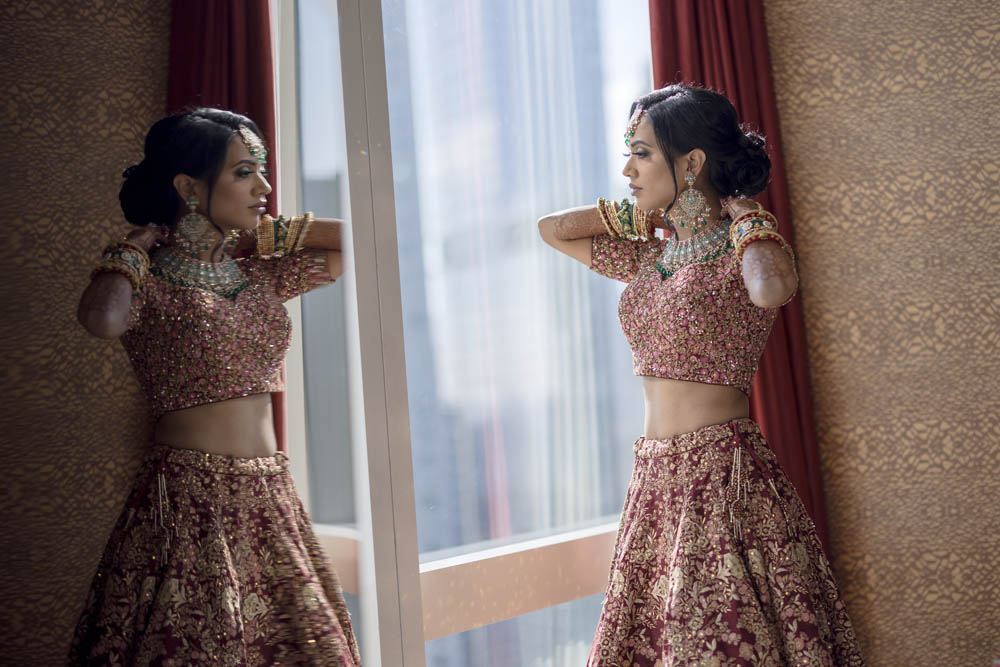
[237, 126, 268, 163]
[624, 107, 646, 146]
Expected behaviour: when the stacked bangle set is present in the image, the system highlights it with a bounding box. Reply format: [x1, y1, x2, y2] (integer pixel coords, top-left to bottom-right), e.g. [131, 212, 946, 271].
[91, 241, 150, 292]
[597, 198, 654, 242]
[255, 212, 315, 258]
[729, 207, 794, 264]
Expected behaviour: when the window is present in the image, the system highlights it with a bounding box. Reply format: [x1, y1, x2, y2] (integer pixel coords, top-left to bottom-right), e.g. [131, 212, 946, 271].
[284, 0, 652, 663]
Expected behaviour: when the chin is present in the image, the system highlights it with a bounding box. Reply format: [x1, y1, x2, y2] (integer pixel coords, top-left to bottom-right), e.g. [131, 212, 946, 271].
[644, 197, 673, 212]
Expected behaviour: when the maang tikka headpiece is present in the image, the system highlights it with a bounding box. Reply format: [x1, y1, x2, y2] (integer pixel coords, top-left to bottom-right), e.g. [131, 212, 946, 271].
[624, 107, 646, 147]
[238, 126, 268, 163]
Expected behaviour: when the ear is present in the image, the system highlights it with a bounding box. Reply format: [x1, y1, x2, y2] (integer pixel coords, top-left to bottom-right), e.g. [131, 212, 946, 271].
[172, 173, 197, 203]
[684, 149, 707, 176]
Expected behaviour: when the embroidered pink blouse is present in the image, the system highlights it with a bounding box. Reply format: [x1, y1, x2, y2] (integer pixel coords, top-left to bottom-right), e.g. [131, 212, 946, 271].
[122, 250, 333, 417]
[590, 234, 784, 394]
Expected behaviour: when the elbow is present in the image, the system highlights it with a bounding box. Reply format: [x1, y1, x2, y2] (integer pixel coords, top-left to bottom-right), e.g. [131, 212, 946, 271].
[748, 276, 797, 309]
[537, 215, 557, 246]
[77, 306, 127, 340]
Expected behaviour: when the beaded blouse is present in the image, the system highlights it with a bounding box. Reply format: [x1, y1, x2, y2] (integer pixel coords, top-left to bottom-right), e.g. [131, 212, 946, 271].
[122, 249, 333, 417]
[591, 233, 788, 394]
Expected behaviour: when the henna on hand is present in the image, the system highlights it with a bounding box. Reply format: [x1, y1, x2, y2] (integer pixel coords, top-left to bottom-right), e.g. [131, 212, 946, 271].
[724, 198, 760, 220]
[552, 208, 608, 241]
[125, 226, 166, 252]
[83, 273, 131, 314]
[744, 244, 780, 282]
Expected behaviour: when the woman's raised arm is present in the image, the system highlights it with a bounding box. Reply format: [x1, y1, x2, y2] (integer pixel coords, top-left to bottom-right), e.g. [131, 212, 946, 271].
[537, 205, 605, 267]
[299, 218, 344, 280]
[77, 227, 161, 339]
[725, 200, 798, 308]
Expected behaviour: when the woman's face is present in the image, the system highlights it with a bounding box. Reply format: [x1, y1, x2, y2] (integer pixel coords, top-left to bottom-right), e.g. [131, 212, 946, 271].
[621, 116, 687, 211]
[195, 137, 272, 232]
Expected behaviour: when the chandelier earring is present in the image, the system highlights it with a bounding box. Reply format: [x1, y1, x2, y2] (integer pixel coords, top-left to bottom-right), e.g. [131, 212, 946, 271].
[152, 194, 247, 298]
[176, 195, 220, 259]
[667, 171, 713, 235]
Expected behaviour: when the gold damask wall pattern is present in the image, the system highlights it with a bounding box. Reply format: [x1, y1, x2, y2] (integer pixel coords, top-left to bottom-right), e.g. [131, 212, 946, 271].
[764, 1, 999, 664]
[0, 2, 171, 663]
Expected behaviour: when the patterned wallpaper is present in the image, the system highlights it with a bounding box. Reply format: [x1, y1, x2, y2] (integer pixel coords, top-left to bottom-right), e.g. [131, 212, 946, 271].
[764, 1, 999, 664]
[0, 1, 171, 663]
[2, 0, 997, 664]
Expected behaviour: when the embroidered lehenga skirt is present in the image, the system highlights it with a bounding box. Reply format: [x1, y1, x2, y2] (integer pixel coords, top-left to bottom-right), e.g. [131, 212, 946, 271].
[69, 445, 361, 666]
[589, 418, 863, 666]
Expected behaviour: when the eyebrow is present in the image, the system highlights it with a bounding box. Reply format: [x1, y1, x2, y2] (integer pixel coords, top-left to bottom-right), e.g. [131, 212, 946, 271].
[231, 159, 260, 168]
[629, 139, 652, 148]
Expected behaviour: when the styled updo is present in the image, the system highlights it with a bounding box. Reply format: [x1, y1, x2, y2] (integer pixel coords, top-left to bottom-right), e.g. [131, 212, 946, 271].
[631, 85, 770, 204]
[119, 108, 265, 227]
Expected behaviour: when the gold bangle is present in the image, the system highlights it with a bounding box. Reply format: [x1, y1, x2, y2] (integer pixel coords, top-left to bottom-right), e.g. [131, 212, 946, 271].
[730, 210, 779, 246]
[285, 211, 316, 253]
[96, 242, 149, 290]
[735, 229, 794, 264]
[92, 259, 142, 291]
[632, 206, 648, 240]
[731, 208, 777, 230]
[605, 199, 625, 236]
[285, 215, 303, 248]
[104, 241, 150, 264]
[273, 215, 290, 254]
[730, 218, 778, 247]
[256, 214, 276, 257]
[596, 198, 619, 237]
[294, 212, 315, 252]
[732, 206, 774, 222]
[615, 199, 637, 240]
[606, 199, 654, 241]
[108, 240, 150, 262]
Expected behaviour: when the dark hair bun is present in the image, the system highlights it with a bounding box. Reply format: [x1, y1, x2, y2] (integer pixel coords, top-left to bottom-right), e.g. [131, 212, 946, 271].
[726, 130, 771, 197]
[119, 160, 177, 227]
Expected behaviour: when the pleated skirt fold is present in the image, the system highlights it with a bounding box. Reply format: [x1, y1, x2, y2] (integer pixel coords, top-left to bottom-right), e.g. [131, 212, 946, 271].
[70, 445, 361, 666]
[589, 418, 863, 666]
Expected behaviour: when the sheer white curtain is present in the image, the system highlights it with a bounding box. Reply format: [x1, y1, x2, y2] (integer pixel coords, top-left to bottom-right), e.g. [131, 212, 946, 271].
[390, 0, 651, 554]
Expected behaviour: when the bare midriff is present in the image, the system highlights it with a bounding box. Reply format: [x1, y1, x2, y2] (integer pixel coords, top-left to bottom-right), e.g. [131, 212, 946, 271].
[154, 393, 277, 458]
[642, 376, 749, 440]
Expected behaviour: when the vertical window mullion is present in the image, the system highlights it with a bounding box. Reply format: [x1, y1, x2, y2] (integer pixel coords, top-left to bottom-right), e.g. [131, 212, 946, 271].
[337, 0, 426, 665]
[273, 0, 312, 512]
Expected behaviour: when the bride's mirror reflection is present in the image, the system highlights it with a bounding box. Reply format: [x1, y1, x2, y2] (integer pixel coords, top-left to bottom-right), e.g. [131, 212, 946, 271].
[72, 106, 361, 663]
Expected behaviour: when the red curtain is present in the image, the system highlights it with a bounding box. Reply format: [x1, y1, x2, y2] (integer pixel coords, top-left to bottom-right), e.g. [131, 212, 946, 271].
[167, 0, 286, 450]
[648, 0, 829, 551]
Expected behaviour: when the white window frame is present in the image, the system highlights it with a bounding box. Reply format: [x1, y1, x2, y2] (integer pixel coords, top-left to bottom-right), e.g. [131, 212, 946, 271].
[278, 1, 627, 663]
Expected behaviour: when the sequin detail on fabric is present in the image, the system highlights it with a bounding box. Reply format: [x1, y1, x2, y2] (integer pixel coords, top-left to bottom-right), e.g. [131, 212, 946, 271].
[69, 447, 361, 665]
[590, 234, 778, 393]
[588, 420, 864, 665]
[123, 250, 333, 417]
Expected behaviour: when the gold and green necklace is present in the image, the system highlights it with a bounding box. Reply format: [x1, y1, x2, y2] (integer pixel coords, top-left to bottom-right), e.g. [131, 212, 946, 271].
[655, 218, 733, 280]
[151, 246, 248, 298]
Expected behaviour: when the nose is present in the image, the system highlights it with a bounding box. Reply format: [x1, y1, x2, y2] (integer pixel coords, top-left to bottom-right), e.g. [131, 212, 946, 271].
[622, 156, 634, 178]
[256, 172, 273, 196]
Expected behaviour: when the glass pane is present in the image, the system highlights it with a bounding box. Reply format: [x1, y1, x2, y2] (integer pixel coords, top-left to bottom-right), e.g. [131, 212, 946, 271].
[295, 0, 363, 650]
[297, 0, 355, 527]
[382, 0, 652, 557]
[426, 594, 604, 666]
